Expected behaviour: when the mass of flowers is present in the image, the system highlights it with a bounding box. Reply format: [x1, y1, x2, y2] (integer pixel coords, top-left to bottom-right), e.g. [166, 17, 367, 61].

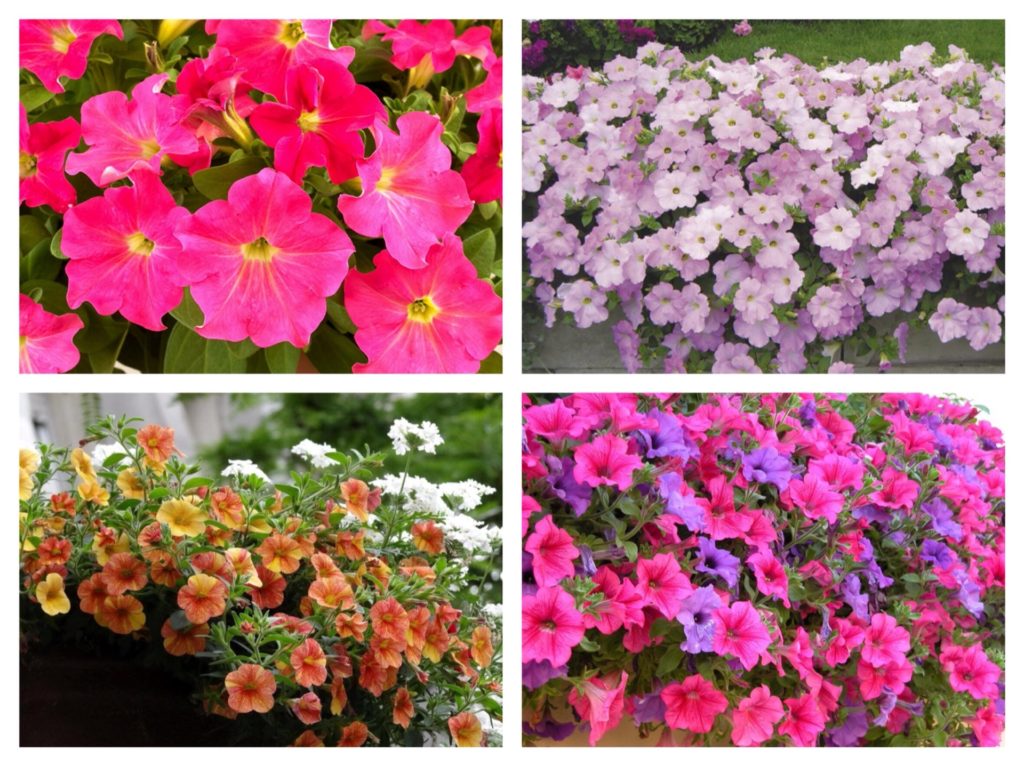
[20, 415, 502, 746]
[523, 41, 1004, 372]
[522, 393, 1004, 746]
[19, 19, 502, 374]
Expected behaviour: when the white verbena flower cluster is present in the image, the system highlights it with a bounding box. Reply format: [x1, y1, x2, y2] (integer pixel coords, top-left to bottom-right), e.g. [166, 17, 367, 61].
[291, 438, 340, 469]
[371, 473, 500, 554]
[222, 459, 271, 483]
[388, 418, 445, 456]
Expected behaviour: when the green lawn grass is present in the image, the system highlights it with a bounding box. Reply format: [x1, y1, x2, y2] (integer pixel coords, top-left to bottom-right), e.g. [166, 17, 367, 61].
[689, 20, 1005, 67]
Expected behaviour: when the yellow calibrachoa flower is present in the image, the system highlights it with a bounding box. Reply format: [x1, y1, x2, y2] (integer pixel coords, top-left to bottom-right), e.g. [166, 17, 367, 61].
[116, 468, 146, 500]
[92, 532, 130, 565]
[19, 448, 39, 501]
[156, 498, 206, 537]
[77, 477, 110, 506]
[70, 447, 97, 481]
[19, 468, 33, 501]
[36, 572, 71, 616]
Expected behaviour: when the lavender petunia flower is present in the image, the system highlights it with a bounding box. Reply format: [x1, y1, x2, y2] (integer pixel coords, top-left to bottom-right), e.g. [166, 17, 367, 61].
[548, 455, 593, 517]
[920, 539, 956, 570]
[631, 684, 667, 725]
[695, 537, 740, 588]
[829, 706, 869, 746]
[658, 472, 706, 530]
[740, 446, 793, 491]
[523, 659, 569, 690]
[842, 574, 869, 621]
[676, 585, 721, 653]
[637, 409, 697, 461]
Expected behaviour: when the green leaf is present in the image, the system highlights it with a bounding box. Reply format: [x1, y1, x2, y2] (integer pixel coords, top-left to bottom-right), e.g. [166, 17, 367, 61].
[21, 237, 60, 282]
[86, 326, 129, 373]
[478, 350, 502, 373]
[227, 338, 260, 359]
[325, 300, 357, 333]
[163, 323, 247, 373]
[20, 84, 55, 111]
[49, 229, 68, 260]
[182, 476, 214, 491]
[305, 325, 365, 373]
[265, 342, 300, 373]
[656, 644, 685, 678]
[169, 288, 204, 328]
[462, 228, 496, 278]
[149, 487, 170, 499]
[20, 215, 50, 253]
[192, 156, 266, 200]
[621, 540, 638, 561]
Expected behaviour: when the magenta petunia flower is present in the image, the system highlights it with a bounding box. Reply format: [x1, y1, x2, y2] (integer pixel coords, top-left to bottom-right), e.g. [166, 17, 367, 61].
[948, 645, 1001, 700]
[363, 19, 496, 74]
[861, 613, 910, 668]
[573, 433, 641, 491]
[337, 112, 473, 269]
[778, 693, 826, 746]
[61, 173, 190, 331]
[787, 474, 844, 524]
[661, 674, 728, 733]
[712, 600, 771, 671]
[19, 19, 123, 93]
[525, 515, 579, 587]
[210, 19, 354, 101]
[250, 59, 386, 184]
[567, 671, 628, 746]
[19, 105, 79, 213]
[635, 553, 692, 618]
[65, 74, 200, 187]
[824, 617, 865, 667]
[870, 467, 919, 510]
[175, 168, 353, 348]
[19, 295, 83, 374]
[522, 585, 585, 667]
[730, 685, 784, 746]
[343, 234, 501, 373]
[746, 551, 791, 608]
[461, 107, 502, 204]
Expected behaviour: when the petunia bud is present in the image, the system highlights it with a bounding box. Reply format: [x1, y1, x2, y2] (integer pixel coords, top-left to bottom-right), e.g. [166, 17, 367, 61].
[157, 19, 197, 48]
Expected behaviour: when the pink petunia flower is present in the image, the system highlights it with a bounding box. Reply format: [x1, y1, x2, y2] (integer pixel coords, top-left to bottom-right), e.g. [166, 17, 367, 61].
[175, 168, 353, 348]
[522, 585, 585, 667]
[861, 612, 911, 668]
[967, 702, 1003, 746]
[19, 19, 123, 93]
[947, 644, 1001, 700]
[870, 467, 919, 510]
[573, 433, 642, 491]
[778, 693, 826, 746]
[730, 684, 784, 746]
[746, 551, 790, 608]
[824, 617, 865, 666]
[461, 107, 502, 204]
[466, 58, 502, 115]
[525, 515, 579, 587]
[343, 234, 502, 373]
[337, 112, 473, 269]
[661, 674, 728, 733]
[635, 553, 692, 618]
[210, 19, 354, 101]
[19, 105, 79, 213]
[61, 172, 190, 331]
[65, 74, 200, 187]
[712, 600, 771, 671]
[567, 671, 628, 746]
[19, 295, 83, 374]
[787, 474, 844, 524]
[364, 19, 496, 75]
[250, 59, 386, 184]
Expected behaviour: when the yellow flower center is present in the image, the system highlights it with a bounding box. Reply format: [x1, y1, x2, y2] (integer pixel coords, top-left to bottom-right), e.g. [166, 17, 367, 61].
[51, 25, 77, 54]
[242, 237, 278, 262]
[297, 110, 321, 133]
[126, 232, 155, 256]
[376, 167, 397, 192]
[279, 20, 306, 47]
[19, 152, 37, 179]
[139, 139, 161, 159]
[407, 296, 439, 324]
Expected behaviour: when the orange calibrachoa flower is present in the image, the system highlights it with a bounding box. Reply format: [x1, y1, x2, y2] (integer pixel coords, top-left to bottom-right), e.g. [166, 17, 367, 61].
[116, 468, 145, 500]
[335, 530, 366, 560]
[399, 556, 436, 584]
[448, 711, 484, 747]
[156, 498, 206, 537]
[293, 730, 324, 747]
[270, 613, 314, 635]
[225, 663, 277, 714]
[98, 594, 145, 634]
[404, 605, 431, 664]
[137, 520, 163, 549]
[471, 625, 494, 668]
[370, 596, 410, 641]
[423, 616, 451, 663]
[310, 551, 341, 579]
[37, 536, 72, 567]
[76, 572, 110, 614]
[210, 486, 245, 529]
[136, 423, 179, 464]
[190, 551, 233, 581]
[339, 478, 374, 522]
[330, 677, 349, 715]
[248, 565, 286, 609]
[35, 572, 71, 616]
[291, 691, 322, 725]
[290, 638, 328, 687]
[369, 633, 406, 669]
[91, 528, 129, 565]
[256, 532, 303, 573]
[177, 573, 228, 624]
[392, 686, 414, 728]
[339, 721, 369, 747]
[411, 520, 444, 555]
[145, 550, 181, 588]
[309, 575, 355, 610]
[49, 491, 76, 515]
[161, 617, 208, 656]
[101, 552, 148, 595]
[359, 656, 398, 697]
[224, 547, 260, 586]
[335, 611, 368, 642]
[329, 644, 354, 679]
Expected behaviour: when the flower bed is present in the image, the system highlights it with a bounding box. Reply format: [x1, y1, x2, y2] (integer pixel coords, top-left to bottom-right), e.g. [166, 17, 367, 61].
[522, 393, 1004, 746]
[523, 42, 1004, 372]
[19, 19, 502, 374]
[20, 416, 502, 746]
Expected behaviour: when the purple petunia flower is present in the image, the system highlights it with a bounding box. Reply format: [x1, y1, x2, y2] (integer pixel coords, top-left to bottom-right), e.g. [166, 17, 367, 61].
[676, 585, 721, 653]
[630, 684, 667, 725]
[548, 455, 593, 517]
[740, 446, 793, 491]
[637, 409, 697, 461]
[921, 539, 956, 569]
[695, 537, 740, 588]
[828, 706, 869, 745]
[523, 659, 569, 690]
[842, 574, 869, 621]
[922, 498, 963, 541]
[658, 472, 706, 530]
